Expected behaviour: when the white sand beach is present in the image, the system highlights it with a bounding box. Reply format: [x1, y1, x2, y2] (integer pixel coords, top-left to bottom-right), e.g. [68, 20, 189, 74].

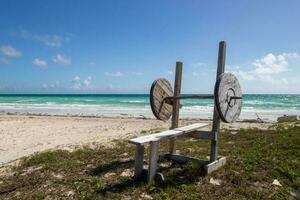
[0, 114, 273, 167]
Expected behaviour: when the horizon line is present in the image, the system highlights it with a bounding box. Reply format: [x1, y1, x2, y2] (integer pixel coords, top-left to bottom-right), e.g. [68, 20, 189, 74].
[0, 93, 299, 96]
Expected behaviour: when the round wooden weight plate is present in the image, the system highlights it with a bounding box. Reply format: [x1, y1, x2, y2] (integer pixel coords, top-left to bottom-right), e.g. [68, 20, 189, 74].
[214, 73, 242, 123]
[150, 78, 173, 121]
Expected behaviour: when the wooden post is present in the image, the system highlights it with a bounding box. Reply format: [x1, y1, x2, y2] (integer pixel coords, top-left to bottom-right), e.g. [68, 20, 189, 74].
[210, 41, 226, 162]
[169, 61, 183, 154]
[148, 140, 159, 183]
[134, 144, 144, 181]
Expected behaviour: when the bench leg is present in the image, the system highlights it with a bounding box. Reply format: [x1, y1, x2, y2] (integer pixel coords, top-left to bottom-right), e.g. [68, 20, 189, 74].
[148, 141, 159, 183]
[134, 144, 144, 181]
[169, 137, 176, 154]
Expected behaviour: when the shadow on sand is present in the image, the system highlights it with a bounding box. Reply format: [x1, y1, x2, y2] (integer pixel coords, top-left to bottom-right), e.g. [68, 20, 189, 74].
[87, 160, 135, 176]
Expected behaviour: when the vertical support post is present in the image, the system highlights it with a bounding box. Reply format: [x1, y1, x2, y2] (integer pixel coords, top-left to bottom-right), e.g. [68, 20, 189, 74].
[210, 41, 226, 162]
[134, 144, 144, 181]
[169, 61, 183, 154]
[148, 140, 159, 183]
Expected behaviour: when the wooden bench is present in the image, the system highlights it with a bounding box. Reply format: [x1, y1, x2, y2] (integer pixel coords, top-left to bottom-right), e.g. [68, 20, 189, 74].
[129, 123, 209, 182]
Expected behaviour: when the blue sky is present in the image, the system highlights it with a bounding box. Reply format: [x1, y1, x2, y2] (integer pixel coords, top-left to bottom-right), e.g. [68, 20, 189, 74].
[0, 0, 299, 94]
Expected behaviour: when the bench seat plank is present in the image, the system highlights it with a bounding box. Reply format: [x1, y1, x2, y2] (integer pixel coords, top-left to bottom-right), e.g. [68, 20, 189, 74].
[129, 123, 208, 145]
[174, 123, 208, 132]
[129, 130, 181, 144]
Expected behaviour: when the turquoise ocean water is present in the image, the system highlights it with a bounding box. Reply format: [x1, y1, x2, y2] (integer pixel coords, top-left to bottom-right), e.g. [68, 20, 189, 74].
[0, 94, 299, 120]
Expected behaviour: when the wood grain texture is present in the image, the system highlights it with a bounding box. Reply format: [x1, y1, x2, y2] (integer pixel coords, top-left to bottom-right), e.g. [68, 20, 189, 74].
[129, 123, 208, 144]
[148, 141, 159, 183]
[211, 41, 226, 162]
[171, 62, 182, 129]
[163, 154, 210, 165]
[150, 78, 173, 121]
[170, 62, 183, 154]
[214, 73, 242, 123]
[189, 130, 216, 140]
[134, 144, 144, 181]
[205, 157, 226, 174]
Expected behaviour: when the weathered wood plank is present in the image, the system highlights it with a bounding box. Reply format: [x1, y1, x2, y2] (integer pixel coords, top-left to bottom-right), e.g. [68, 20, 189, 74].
[129, 123, 208, 145]
[171, 62, 182, 129]
[129, 130, 182, 144]
[134, 144, 144, 181]
[174, 123, 207, 132]
[170, 62, 183, 154]
[148, 140, 159, 183]
[210, 41, 226, 162]
[189, 130, 215, 140]
[205, 157, 226, 174]
[162, 154, 210, 165]
[277, 115, 298, 122]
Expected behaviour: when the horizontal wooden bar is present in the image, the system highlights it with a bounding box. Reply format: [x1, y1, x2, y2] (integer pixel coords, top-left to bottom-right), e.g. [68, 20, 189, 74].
[205, 157, 226, 174]
[230, 96, 242, 100]
[166, 94, 214, 100]
[160, 154, 210, 166]
[188, 131, 216, 140]
[166, 95, 242, 101]
[164, 98, 183, 108]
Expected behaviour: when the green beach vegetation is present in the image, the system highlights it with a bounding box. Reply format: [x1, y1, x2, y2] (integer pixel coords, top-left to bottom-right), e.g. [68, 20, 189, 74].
[0, 122, 299, 199]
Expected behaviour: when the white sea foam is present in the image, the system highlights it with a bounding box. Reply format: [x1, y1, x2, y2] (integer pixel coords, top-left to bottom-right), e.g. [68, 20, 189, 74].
[83, 99, 96, 102]
[0, 101, 299, 120]
[244, 100, 297, 106]
[15, 99, 37, 103]
[120, 100, 145, 103]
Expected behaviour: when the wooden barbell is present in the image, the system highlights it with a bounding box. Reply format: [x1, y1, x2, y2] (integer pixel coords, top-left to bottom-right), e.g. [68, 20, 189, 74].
[150, 73, 243, 123]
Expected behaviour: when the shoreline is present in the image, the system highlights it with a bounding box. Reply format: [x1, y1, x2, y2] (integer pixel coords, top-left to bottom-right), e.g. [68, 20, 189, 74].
[0, 111, 276, 123]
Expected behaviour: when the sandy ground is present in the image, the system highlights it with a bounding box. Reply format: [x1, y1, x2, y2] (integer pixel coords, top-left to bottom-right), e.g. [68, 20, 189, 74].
[0, 114, 273, 166]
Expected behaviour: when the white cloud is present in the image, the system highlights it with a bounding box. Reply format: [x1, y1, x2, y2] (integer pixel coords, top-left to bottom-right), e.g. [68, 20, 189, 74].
[0, 57, 10, 64]
[71, 76, 92, 90]
[19, 29, 74, 48]
[42, 81, 60, 90]
[33, 58, 48, 68]
[53, 54, 72, 65]
[50, 81, 60, 88]
[282, 52, 299, 59]
[252, 53, 289, 74]
[231, 52, 298, 85]
[38, 35, 65, 48]
[281, 78, 289, 85]
[104, 71, 124, 77]
[73, 76, 80, 81]
[108, 84, 114, 89]
[72, 76, 82, 89]
[0, 45, 22, 57]
[167, 70, 173, 75]
[83, 76, 92, 87]
[226, 65, 240, 71]
[132, 72, 143, 76]
[257, 74, 275, 84]
[232, 71, 255, 81]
